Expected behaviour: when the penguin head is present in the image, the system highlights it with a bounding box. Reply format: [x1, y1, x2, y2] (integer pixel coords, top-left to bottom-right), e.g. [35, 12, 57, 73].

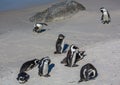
[70, 44, 79, 50]
[44, 60, 50, 65]
[17, 72, 30, 84]
[100, 7, 107, 13]
[34, 59, 40, 65]
[45, 56, 51, 64]
[42, 56, 51, 64]
[34, 23, 42, 28]
[58, 34, 65, 39]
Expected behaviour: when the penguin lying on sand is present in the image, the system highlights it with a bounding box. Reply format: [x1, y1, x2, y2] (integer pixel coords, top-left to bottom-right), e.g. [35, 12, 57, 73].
[17, 58, 39, 84]
[33, 23, 48, 33]
[20, 59, 39, 72]
[78, 63, 98, 82]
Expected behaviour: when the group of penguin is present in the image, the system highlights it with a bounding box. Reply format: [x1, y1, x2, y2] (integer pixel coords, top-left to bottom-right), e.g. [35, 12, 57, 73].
[17, 57, 55, 84]
[17, 7, 111, 84]
[16, 34, 97, 84]
[54, 34, 98, 83]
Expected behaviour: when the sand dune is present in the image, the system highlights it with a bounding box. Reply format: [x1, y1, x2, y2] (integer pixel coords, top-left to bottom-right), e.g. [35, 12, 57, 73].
[0, 0, 120, 85]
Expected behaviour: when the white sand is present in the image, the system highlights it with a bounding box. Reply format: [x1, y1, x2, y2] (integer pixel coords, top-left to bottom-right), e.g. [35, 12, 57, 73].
[0, 0, 120, 85]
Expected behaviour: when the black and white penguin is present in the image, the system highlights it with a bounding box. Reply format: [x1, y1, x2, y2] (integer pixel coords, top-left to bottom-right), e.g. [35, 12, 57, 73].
[78, 63, 98, 82]
[20, 58, 39, 73]
[38, 56, 52, 77]
[33, 23, 48, 33]
[16, 72, 30, 84]
[54, 34, 65, 54]
[100, 7, 111, 24]
[65, 44, 79, 67]
[61, 50, 86, 64]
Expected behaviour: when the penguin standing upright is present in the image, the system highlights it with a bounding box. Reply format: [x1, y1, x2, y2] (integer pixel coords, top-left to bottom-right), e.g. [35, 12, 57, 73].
[100, 7, 111, 24]
[54, 34, 65, 54]
[33, 23, 48, 33]
[38, 56, 52, 77]
[78, 63, 98, 82]
[66, 44, 79, 67]
[61, 50, 86, 64]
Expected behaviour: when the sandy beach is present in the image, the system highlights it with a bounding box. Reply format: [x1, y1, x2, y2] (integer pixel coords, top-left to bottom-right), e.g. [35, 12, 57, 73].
[0, 0, 120, 85]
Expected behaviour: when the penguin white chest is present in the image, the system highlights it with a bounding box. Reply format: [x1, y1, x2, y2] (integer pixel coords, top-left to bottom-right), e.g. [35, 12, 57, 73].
[71, 52, 76, 66]
[103, 11, 109, 20]
[61, 39, 64, 53]
[43, 62, 49, 75]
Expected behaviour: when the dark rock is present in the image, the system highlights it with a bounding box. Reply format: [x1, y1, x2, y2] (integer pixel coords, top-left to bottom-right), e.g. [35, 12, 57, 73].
[29, 0, 86, 22]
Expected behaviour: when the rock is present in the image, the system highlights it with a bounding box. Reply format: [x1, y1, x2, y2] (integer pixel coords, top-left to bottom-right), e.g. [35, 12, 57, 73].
[29, 0, 86, 22]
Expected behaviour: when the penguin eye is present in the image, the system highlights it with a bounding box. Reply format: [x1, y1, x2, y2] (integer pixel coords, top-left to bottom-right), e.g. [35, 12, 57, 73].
[101, 10, 103, 12]
[36, 60, 39, 64]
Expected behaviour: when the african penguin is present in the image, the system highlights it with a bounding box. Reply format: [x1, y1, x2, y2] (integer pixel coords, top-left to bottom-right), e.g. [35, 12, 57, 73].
[78, 63, 98, 82]
[20, 58, 39, 73]
[66, 44, 79, 67]
[38, 56, 52, 77]
[61, 50, 86, 64]
[54, 34, 65, 54]
[33, 23, 48, 33]
[16, 72, 30, 84]
[100, 7, 111, 24]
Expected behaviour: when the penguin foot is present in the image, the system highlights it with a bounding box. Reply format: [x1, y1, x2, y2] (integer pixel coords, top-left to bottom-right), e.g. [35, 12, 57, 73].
[72, 64, 79, 67]
[65, 64, 70, 67]
[106, 22, 110, 24]
[65, 64, 79, 67]
[78, 79, 83, 83]
[54, 51, 61, 54]
[44, 74, 50, 77]
[38, 73, 42, 76]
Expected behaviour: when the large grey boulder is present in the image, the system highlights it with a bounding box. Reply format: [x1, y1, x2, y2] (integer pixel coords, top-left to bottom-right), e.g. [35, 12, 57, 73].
[29, 0, 86, 22]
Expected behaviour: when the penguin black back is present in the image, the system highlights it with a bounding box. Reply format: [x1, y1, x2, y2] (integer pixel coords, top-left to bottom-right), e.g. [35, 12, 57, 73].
[20, 59, 39, 73]
[54, 34, 65, 54]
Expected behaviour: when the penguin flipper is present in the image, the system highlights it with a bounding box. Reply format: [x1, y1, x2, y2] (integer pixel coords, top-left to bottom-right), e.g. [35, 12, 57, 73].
[44, 74, 50, 77]
[63, 44, 69, 53]
[48, 63, 55, 74]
